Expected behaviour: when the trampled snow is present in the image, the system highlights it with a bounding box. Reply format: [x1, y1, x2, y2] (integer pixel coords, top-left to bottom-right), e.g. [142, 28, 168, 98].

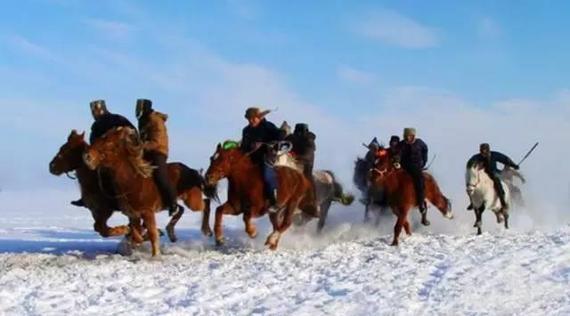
[0, 190, 569, 315]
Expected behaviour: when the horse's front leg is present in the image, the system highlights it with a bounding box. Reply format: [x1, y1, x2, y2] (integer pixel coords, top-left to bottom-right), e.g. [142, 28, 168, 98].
[165, 206, 185, 243]
[200, 199, 213, 237]
[141, 210, 160, 257]
[475, 205, 485, 235]
[392, 208, 408, 246]
[317, 200, 332, 233]
[129, 217, 145, 245]
[92, 209, 129, 237]
[214, 203, 237, 246]
[243, 205, 259, 239]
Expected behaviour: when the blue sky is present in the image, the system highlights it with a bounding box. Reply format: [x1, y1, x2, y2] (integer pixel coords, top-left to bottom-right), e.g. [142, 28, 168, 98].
[0, 0, 569, 204]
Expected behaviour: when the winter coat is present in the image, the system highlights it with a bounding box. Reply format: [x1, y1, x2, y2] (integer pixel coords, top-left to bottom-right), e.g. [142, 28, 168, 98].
[139, 111, 169, 157]
[399, 138, 428, 170]
[467, 151, 517, 174]
[285, 131, 316, 164]
[90, 113, 135, 144]
[241, 119, 282, 164]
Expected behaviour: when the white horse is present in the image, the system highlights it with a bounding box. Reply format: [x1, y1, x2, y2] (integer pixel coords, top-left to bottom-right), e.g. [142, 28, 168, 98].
[465, 162, 511, 235]
[270, 141, 354, 232]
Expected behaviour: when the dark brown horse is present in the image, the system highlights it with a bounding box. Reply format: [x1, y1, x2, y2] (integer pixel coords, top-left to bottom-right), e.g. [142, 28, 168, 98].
[370, 147, 454, 246]
[50, 130, 129, 238]
[205, 141, 316, 250]
[82, 127, 216, 256]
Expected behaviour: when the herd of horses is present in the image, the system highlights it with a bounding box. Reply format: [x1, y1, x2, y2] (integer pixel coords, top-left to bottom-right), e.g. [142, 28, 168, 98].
[49, 127, 522, 257]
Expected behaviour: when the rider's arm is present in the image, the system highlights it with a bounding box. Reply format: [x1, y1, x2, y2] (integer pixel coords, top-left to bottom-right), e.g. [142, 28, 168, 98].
[421, 140, 428, 168]
[495, 152, 517, 168]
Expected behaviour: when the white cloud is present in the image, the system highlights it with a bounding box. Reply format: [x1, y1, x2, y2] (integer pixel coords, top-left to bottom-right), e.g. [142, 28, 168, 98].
[337, 65, 376, 85]
[478, 17, 502, 40]
[353, 10, 440, 49]
[5, 34, 57, 61]
[84, 18, 133, 40]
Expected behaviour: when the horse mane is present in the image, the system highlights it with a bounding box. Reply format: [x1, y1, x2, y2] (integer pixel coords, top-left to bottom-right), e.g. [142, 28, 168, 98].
[122, 129, 154, 178]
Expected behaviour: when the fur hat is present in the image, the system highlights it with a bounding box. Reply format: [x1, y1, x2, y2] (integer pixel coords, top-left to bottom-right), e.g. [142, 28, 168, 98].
[403, 128, 416, 137]
[390, 135, 400, 144]
[244, 107, 271, 119]
[368, 137, 380, 149]
[136, 99, 153, 119]
[294, 123, 309, 134]
[480, 143, 490, 151]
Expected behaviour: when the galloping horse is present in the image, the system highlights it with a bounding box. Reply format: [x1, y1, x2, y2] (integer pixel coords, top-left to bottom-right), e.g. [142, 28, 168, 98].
[370, 147, 453, 246]
[83, 127, 217, 256]
[273, 142, 354, 232]
[466, 162, 511, 235]
[354, 157, 391, 225]
[49, 130, 129, 238]
[205, 141, 315, 250]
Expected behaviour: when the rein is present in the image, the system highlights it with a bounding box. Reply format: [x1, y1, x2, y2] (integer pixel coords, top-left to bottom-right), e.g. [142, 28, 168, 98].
[65, 172, 77, 180]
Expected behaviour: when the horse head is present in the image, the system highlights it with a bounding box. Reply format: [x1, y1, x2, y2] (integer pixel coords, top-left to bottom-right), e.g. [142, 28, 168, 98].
[369, 147, 392, 183]
[465, 162, 484, 196]
[83, 127, 152, 177]
[205, 140, 242, 186]
[49, 129, 87, 175]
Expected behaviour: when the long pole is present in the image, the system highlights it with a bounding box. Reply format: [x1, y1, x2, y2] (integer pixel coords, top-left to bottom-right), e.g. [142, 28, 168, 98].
[518, 142, 539, 165]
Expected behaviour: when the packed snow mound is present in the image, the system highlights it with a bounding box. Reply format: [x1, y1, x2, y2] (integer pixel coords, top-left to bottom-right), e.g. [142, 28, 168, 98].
[1, 225, 569, 316]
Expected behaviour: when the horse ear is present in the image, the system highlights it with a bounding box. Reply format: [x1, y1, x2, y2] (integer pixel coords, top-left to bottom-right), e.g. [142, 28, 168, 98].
[79, 131, 85, 139]
[216, 143, 222, 151]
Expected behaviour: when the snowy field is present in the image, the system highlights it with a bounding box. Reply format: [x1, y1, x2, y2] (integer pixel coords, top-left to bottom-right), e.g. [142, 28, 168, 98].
[1, 189, 569, 315]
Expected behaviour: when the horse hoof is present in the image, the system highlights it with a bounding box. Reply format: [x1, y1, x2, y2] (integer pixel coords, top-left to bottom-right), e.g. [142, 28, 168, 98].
[215, 238, 225, 247]
[421, 219, 431, 226]
[202, 228, 213, 237]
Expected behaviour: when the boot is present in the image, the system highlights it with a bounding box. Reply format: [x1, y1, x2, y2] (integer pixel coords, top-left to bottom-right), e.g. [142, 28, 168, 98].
[419, 202, 430, 226]
[267, 190, 279, 213]
[71, 198, 85, 208]
[466, 203, 474, 211]
[498, 194, 509, 213]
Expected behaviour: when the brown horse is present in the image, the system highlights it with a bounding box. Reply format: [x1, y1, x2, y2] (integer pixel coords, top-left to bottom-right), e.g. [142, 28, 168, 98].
[205, 141, 316, 250]
[49, 130, 129, 238]
[370, 147, 454, 246]
[82, 127, 216, 256]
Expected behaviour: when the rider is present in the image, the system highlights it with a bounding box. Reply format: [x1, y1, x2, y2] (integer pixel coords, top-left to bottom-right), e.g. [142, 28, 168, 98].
[136, 99, 182, 217]
[71, 100, 135, 207]
[399, 128, 428, 215]
[466, 143, 519, 211]
[286, 123, 318, 210]
[388, 135, 401, 166]
[240, 107, 283, 212]
[364, 137, 381, 169]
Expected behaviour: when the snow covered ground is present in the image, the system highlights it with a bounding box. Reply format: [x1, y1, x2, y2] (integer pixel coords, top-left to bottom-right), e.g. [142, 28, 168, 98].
[0, 189, 569, 315]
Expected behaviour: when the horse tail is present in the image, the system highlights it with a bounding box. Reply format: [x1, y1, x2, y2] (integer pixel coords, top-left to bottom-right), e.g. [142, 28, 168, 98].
[424, 173, 451, 214]
[326, 170, 355, 206]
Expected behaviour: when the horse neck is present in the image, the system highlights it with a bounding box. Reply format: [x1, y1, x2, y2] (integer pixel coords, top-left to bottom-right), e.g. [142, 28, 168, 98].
[227, 154, 261, 190]
[103, 155, 146, 193]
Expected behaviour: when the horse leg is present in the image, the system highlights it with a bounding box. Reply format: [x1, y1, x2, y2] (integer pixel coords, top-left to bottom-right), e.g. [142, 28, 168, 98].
[403, 219, 412, 236]
[141, 211, 160, 257]
[317, 199, 332, 234]
[475, 205, 484, 235]
[201, 199, 213, 237]
[214, 203, 237, 246]
[392, 210, 407, 246]
[426, 183, 453, 221]
[266, 210, 281, 250]
[364, 202, 371, 223]
[243, 209, 258, 239]
[503, 210, 509, 230]
[165, 205, 185, 243]
[128, 217, 145, 245]
[92, 209, 129, 237]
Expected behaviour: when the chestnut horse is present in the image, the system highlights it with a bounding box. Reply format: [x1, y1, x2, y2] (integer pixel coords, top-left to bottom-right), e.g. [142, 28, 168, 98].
[83, 127, 217, 256]
[205, 141, 316, 250]
[370, 147, 454, 246]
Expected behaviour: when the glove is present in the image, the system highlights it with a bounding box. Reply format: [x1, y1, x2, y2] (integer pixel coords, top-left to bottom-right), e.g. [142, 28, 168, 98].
[513, 164, 520, 170]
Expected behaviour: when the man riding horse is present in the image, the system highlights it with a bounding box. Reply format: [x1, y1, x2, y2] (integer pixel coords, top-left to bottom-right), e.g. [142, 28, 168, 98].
[241, 107, 284, 213]
[399, 128, 429, 216]
[71, 100, 135, 207]
[285, 123, 318, 210]
[136, 99, 183, 217]
[467, 143, 519, 212]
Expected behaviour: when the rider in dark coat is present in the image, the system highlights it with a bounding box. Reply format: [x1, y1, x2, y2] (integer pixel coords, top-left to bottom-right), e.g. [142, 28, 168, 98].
[71, 100, 135, 207]
[466, 143, 519, 211]
[89, 100, 135, 144]
[241, 107, 283, 212]
[388, 135, 401, 166]
[399, 128, 428, 214]
[364, 137, 381, 169]
[285, 123, 316, 177]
